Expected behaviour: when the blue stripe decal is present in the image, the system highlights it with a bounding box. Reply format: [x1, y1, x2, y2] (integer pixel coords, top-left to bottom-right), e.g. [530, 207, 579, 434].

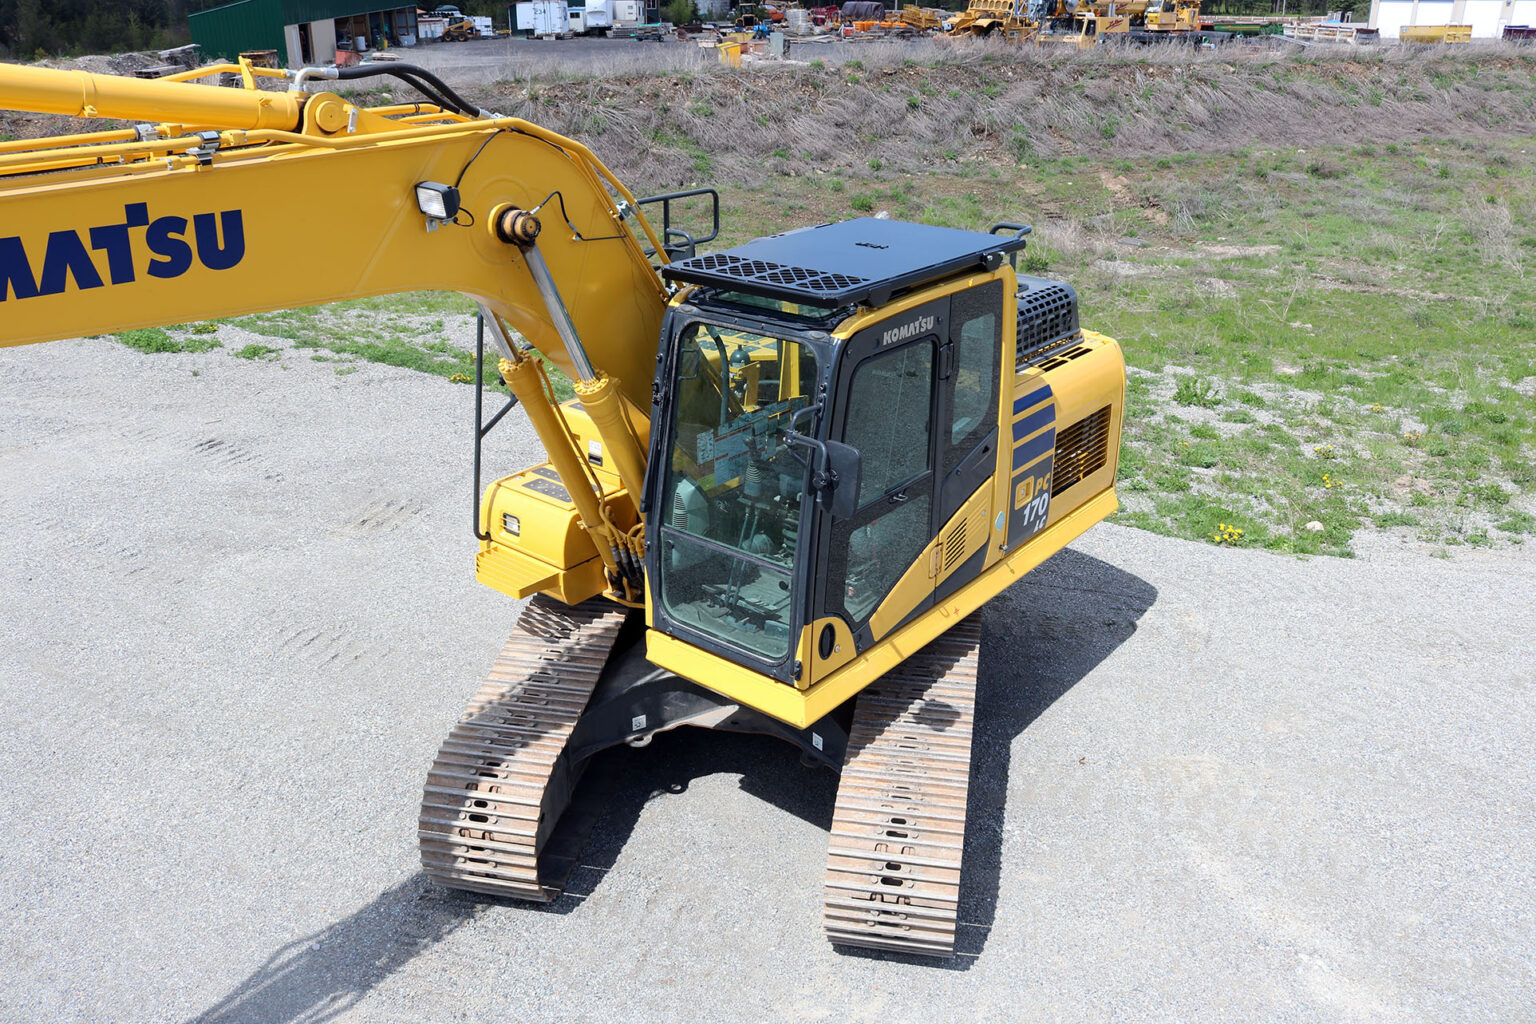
[1012, 405, 1054, 443]
[1011, 448, 1052, 477]
[1013, 385, 1052, 416]
[1012, 427, 1055, 470]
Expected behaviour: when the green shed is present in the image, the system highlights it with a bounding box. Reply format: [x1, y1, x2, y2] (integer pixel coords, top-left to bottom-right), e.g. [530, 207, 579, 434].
[190, 0, 422, 66]
[188, 0, 285, 63]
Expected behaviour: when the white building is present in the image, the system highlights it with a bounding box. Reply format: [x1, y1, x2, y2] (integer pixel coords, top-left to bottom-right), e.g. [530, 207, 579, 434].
[1368, 0, 1536, 37]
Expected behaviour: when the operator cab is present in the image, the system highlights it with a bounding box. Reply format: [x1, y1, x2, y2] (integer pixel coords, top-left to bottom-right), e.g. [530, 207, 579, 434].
[644, 218, 1084, 688]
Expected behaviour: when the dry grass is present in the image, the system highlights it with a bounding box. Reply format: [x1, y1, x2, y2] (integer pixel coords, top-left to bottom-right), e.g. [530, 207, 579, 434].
[441, 46, 1536, 194]
[1466, 199, 1523, 274]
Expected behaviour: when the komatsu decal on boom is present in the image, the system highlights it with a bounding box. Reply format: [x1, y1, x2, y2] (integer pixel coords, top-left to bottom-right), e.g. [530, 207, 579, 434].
[0, 58, 1124, 957]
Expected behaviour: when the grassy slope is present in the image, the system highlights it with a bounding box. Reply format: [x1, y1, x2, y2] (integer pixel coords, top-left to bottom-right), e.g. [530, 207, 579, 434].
[111, 45, 1535, 555]
[721, 132, 1536, 555]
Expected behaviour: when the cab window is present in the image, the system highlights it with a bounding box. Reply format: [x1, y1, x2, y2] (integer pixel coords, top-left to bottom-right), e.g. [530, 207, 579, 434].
[658, 322, 816, 662]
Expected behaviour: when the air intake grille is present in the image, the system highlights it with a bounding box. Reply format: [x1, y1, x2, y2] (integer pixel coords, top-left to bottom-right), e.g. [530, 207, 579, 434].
[1051, 405, 1112, 497]
[1015, 277, 1080, 368]
[943, 521, 968, 570]
[940, 504, 987, 573]
[680, 253, 869, 294]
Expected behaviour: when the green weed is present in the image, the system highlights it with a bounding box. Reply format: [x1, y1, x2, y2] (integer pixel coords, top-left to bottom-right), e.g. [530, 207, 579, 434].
[234, 344, 281, 361]
[1173, 376, 1219, 408]
[115, 328, 221, 354]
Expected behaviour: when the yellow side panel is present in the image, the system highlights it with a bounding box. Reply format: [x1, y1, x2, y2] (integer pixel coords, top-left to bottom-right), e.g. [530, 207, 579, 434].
[800, 615, 858, 687]
[477, 461, 632, 606]
[865, 480, 993, 644]
[934, 488, 993, 589]
[477, 543, 604, 605]
[480, 465, 599, 569]
[865, 536, 939, 645]
[645, 486, 1118, 729]
[1044, 333, 1124, 530]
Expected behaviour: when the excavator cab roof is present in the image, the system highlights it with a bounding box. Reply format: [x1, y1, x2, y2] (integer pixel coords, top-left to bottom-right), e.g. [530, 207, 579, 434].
[661, 217, 1028, 310]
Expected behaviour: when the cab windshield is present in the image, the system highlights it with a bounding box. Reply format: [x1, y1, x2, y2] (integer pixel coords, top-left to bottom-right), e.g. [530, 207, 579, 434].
[658, 322, 818, 663]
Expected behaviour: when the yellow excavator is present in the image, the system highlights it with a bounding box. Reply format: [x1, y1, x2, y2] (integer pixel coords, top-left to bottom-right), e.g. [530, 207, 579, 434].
[0, 57, 1123, 957]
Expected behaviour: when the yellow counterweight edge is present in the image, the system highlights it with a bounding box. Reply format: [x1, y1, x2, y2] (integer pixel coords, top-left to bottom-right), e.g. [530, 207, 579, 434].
[645, 485, 1119, 729]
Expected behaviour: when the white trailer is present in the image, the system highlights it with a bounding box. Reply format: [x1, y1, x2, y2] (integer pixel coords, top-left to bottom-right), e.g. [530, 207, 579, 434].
[569, 3, 614, 33]
[514, 0, 570, 36]
[612, 0, 643, 26]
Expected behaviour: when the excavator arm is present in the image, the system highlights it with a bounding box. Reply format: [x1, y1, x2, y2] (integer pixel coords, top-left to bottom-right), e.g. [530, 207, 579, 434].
[0, 63, 667, 403]
[1, 60, 666, 601]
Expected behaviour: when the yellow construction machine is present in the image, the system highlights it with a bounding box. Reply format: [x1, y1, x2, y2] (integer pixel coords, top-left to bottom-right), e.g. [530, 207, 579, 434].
[899, 4, 949, 32]
[1143, 0, 1200, 32]
[1036, 7, 1131, 45]
[1032, 0, 1198, 41]
[948, 0, 1040, 39]
[442, 17, 480, 40]
[0, 58, 1123, 957]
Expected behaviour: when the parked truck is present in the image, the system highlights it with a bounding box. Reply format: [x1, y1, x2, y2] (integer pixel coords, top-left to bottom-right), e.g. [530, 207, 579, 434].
[569, 5, 612, 33]
[568, 0, 643, 34]
[514, 0, 572, 36]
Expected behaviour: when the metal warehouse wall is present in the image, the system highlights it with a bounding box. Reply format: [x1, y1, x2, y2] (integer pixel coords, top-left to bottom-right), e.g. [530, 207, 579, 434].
[188, 0, 286, 61]
[281, 1, 413, 22]
[191, 0, 408, 64]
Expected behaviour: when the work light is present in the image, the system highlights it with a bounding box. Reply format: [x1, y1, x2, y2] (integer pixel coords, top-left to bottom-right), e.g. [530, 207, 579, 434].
[414, 181, 460, 222]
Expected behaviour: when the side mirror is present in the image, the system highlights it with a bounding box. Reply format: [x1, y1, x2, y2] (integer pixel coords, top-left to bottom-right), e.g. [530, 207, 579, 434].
[820, 440, 862, 519]
[785, 428, 862, 519]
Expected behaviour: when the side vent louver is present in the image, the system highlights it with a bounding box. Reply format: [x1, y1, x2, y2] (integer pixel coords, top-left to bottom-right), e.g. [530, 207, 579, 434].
[943, 521, 968, 571]
[940, 504, 988, 574]
[1051, 406, 1112, 497]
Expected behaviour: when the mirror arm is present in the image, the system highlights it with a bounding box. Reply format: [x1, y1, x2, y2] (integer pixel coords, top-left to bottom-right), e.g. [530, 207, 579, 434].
[784, 429, 831, 485]
[783, 404, 824, 474]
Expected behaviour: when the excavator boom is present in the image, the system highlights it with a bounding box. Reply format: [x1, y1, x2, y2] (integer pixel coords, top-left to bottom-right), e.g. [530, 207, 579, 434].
[0, 62, 667, 413]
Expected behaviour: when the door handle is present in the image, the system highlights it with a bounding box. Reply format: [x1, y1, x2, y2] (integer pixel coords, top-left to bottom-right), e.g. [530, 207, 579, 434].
[888, 490, 910, 505]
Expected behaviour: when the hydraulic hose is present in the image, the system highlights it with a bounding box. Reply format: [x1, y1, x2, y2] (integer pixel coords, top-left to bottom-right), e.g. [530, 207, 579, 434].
[331, 63, 486, 118]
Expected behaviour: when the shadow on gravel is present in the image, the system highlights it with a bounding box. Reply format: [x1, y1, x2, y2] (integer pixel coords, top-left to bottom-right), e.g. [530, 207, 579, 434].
[570, 545, 1157, 969]
[188, 548, 1154, 1018]
[186, 874, 482, 1024]
[552, 730, 840, 907]
[831, 546, 1157, 969]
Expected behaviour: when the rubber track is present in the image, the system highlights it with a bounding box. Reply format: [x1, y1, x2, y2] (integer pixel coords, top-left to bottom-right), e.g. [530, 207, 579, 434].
[418, 594, 627, 901]
[823, 613, 981, 957]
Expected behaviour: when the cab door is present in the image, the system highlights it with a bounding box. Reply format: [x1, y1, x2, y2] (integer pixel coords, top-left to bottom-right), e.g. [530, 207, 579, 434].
[933, 279, 1004, 603]
[812, 280, 1007, 655]
[817, 297, 945, 650]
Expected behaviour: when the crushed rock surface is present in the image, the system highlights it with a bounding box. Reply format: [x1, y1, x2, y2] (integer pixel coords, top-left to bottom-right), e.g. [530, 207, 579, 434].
[1, 338, 1532, 1023]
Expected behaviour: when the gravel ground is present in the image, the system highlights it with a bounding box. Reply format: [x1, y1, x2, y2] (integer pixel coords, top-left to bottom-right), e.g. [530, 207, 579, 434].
[1, 339, 1532, 1024]
[385, 32, 860, 87]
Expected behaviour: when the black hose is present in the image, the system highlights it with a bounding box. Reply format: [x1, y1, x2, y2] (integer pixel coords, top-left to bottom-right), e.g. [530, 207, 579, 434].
[334, 64, 460, 115]
[350, 67, 466, 116]
[332, 63, 481, 118]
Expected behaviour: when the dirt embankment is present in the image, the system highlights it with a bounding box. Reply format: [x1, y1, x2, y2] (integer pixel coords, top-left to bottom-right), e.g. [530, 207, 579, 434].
[5, 47, 1534, 192]
[467, 47, 1536, 191]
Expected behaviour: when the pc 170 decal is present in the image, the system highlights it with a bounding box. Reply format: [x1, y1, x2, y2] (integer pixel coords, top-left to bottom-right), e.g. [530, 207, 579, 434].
[1011, 457, 1053, 542]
